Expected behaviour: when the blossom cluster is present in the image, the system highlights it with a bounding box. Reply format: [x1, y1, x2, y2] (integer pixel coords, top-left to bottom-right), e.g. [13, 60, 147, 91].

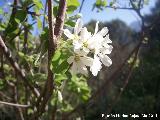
[63, 19, 113, 76]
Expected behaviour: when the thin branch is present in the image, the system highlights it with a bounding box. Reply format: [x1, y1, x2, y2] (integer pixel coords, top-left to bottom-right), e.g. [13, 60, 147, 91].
[105, 5, 134, 10]
[0, 101, 30, 108]
[54, 0, 67, 37]
[106, 46, 140, 114]
[32, 0, 67, 119]
[13, 78, 25, 120]
[43, 0, 48, 29]
[79, 0, 85, 13]
[0, 92, 12, 101]
[0, 36, 39, 97]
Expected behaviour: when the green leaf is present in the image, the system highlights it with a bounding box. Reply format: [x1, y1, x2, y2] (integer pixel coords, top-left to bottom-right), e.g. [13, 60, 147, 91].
[15, 10, 27, 23]
[52, 50, 62, 63]
[55, 74, 67, 86]
[68, 75, 91, 102]
[55, 60, 69, 74]
[53, 6, 58, 16]
[65, 20, 76, 27]
[37, 17, 42, 29]
[0, 24, 6, 31]
[33, 0, 43, 9]
[96, 0, 107, 8]
[0, 8, 3, 14]
[67, 0, 80, 7]
[51, 47, 71, 74]
[67, 0, 80, 13]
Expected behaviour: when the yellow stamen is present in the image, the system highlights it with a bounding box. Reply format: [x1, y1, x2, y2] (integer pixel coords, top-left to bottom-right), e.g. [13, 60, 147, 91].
[83, 41, 88, 48]
[74, 35, 79, 40]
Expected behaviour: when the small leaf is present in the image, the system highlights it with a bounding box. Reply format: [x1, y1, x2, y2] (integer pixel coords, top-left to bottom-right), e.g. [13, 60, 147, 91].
[65, 20, 76, 27]
[15, 10, 27, 23]
[55, 74, 67, 86]
[33, 0, 43, 9]
[67, 0, 80, 13]
[54, 60, 69, 74]
[37, 17, 42, 29]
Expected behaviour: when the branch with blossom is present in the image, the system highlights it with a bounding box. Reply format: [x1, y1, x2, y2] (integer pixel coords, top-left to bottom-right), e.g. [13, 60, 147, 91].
[64, 19, 113, 76]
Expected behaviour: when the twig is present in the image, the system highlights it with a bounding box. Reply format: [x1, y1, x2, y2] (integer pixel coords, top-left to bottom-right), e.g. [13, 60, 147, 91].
[105, 5, 134, 10]
[13, 78, 25, 120]
[0, 92, 12, 101]
[43, 0, 48, 29]
[79, 0, 85, 13]
[27, 11, 42, 16]
[0, 36, 39, 97]
[0, 101, 30, 108]
[106, 45, 140, 115]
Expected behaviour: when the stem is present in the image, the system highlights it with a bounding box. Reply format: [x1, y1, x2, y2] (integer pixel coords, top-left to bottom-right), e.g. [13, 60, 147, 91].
[33, 0, 67, 119]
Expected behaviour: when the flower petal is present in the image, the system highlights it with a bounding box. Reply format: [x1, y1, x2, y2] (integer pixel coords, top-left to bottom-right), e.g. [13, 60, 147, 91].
[74, 19, 83, 35]
[98, 27, 108, 36]
[94, 21, 99, 34]
[80, 27, 91, 40]
[80, 56, 93, 66]
[71, 62, 78, 74]
[73, 41, 82, 50]
[78, 63, 88, 75]
[67, 56, 74, 64]
[101, 45, 113, 54]
[90, 55, 102, 76]
[104, 35, 112, 43]
[64, 29, 74, 39]
[100, 55, 112, 67]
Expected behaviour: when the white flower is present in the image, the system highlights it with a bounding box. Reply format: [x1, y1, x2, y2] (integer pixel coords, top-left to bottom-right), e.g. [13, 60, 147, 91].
[98, 38, 113, 66]
[73, 27, 92, 53]
[63, 19, 113, 76]
[67, 50, 93, 75]
[90, 22, 113, 75]
[63, 19, 83, 41]
[90, 55, 102, 76]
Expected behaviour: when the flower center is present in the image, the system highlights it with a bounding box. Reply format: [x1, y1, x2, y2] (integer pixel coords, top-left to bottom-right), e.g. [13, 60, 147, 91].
[74, 35, 79, 40]
[83, 41, 88, 48]
[74, 54, 80, 62]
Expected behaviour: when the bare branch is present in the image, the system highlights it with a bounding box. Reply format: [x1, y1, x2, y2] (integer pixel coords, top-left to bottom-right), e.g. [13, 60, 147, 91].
[105, 5, 134, 10]
[79, 0, 85, 13]
[32, 0, 67, 119]
[0, 36, 39, 97]
[0, 100, 30, 108]
[106, 45, 140, 114]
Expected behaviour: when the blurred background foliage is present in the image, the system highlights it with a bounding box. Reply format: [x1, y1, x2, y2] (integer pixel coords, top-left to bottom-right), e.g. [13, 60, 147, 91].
[0, 0, 160, 120]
